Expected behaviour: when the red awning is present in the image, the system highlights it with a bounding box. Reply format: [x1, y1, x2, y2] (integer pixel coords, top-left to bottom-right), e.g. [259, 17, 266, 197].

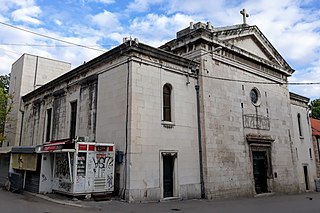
[42, 139, 72, 152]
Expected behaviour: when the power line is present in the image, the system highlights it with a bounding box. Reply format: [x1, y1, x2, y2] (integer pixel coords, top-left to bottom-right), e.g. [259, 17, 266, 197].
[199, 74, 320, 85]
[0, 22, 318, 87]
[0, 43, 115, 47]
[0, 47, 21, 56]
[0, 21, 106, 52]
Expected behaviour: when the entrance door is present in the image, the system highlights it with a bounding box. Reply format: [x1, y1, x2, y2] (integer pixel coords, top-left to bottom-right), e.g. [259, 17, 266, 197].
[163, 155, 174, 197]
[303, 166, 309, 190]
[252, 151, 268, 194]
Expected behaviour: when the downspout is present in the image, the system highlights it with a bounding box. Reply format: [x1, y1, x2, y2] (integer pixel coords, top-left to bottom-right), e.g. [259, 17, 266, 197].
[18, 98, 24, 146]
[33, 56, 39, 90]
[123, 56, 130, 200]
[195, 77, 205, 199]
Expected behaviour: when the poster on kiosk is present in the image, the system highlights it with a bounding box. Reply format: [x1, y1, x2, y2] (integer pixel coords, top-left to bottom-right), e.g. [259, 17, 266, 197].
[41, 139, 115, 195]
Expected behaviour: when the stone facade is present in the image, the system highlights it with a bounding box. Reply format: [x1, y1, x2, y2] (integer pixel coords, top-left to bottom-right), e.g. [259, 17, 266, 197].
[3, 22, 317, 202]
[290, 93, 317, 191]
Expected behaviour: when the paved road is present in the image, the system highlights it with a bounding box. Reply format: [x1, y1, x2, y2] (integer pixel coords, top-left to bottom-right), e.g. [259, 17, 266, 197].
[87, 193, 320, 213]
[1, 188, 320, 213]
[0, 188, 93, 213]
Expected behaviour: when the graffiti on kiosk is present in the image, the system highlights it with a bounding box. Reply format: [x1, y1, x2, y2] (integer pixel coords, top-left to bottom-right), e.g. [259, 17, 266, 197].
[59, 181, 71, 192]
[92, 154, 114, 171]
[107, 174, 113, 188]
[55, 159, 69, 178]
[41, 174, 47, 182]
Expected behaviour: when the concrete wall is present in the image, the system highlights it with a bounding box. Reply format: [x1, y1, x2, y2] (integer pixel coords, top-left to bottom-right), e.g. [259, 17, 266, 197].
[290, 102, 317, 191]
[5, 54, 70, 147]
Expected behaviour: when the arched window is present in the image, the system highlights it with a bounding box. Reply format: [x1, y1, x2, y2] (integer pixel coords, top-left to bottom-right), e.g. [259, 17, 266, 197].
[297, 113, 302, 137]
[163, 84, 172, 122]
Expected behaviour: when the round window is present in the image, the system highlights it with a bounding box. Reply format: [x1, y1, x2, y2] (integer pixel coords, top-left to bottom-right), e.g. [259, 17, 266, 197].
[250, 88, 260, 106]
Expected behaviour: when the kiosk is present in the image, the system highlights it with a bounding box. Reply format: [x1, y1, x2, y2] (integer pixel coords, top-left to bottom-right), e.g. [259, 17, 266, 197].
[40, 139, 115, 195]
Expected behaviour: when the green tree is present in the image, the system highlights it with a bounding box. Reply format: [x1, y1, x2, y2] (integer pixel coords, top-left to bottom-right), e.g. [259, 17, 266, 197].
[0, 74, 12, 144]
[0, 74, 10, 93]
[310, 98, 320, 119]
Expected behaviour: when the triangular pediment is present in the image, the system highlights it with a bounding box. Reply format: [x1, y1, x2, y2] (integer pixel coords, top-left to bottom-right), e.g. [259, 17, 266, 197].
[213, 25, 293, 72]
[224, 35, 270, 60]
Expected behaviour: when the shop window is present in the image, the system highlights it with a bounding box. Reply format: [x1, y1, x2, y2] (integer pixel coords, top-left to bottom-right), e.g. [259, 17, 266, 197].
[77, 153, 86, 177]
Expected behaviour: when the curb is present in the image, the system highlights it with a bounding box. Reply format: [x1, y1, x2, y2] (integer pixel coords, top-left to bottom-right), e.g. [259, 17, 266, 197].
[25, 192, 86, 208]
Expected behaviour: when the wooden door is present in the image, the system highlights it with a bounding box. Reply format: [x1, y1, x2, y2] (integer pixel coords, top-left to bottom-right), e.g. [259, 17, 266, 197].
[163, 155, 174, 197]
[252, 151, 268, 194]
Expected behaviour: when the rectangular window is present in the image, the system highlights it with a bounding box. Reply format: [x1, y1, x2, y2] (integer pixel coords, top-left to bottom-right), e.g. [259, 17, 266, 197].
[309, 148, 312, 159]
[46, 108, 52, 142]
[298, 113, 303, 137]
[70, 101, 77, 139]
[163, 84, 172, 122]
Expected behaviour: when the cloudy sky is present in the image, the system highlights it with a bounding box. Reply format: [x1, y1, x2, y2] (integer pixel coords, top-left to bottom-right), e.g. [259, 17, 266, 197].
[0, 0, 319, 99]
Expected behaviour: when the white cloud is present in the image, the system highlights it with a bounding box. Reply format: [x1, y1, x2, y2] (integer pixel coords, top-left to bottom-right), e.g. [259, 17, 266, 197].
[128, 13, 199, 46]
[11, 6, 42, 24]
[240, 0, 320, 64]
[90, 10, 122, 32]
[0, 0, 37, 14]
[54, 19, 62, 26]
[289, 58, 320, 100]
[166, 0, 224, 14]
[1, 0, 320, 100]
[11, 0, 36, 7]
[127, 0, 164, 12]
[95, 0, 115, 4]
[81, 0, 115, 5]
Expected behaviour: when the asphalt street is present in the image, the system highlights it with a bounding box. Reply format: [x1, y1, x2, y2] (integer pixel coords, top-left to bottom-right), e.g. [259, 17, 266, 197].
[1, 188, 320, 213]
[0, 188, 92, 213]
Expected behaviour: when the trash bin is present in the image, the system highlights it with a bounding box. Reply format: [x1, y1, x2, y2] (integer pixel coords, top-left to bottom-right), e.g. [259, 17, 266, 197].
[8, 172, 23, 193]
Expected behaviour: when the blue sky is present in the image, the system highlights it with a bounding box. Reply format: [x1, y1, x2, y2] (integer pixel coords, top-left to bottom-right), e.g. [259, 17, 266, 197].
[0, 0, 320, 99]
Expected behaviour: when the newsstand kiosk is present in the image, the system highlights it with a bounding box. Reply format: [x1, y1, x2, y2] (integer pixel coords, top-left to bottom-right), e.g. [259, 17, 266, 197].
[40, 139, 115, 195]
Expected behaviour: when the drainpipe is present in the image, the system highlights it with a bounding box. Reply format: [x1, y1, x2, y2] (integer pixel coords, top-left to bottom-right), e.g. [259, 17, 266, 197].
[195, 83, 205, 199]
[18, 98, 24, 147]
[316, 137, 320, 164]
[123, 56, 130, 200]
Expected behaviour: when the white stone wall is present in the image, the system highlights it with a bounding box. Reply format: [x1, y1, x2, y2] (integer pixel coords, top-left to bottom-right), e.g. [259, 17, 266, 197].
[200, 54, 299, 198]
[96, 60, 129, 198]
[126, 57, 200, 202]
[290, 102, 317, 191]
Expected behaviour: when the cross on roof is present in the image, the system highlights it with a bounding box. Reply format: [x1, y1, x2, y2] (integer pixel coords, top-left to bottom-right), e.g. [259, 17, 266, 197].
[240, 9, 249, 25]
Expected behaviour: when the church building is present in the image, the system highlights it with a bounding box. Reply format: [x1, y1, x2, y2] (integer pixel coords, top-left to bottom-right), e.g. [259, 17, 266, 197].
[1, 12, 317, 202]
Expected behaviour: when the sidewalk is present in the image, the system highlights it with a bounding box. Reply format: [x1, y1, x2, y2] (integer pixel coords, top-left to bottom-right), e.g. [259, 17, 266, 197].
[29, 191, 320, 213]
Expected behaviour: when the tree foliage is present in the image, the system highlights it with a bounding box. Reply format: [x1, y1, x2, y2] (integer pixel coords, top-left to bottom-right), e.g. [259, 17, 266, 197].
[0, 74, 12, 144]
[0, 74, 10, 93]
[310, 98, 320, 119]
